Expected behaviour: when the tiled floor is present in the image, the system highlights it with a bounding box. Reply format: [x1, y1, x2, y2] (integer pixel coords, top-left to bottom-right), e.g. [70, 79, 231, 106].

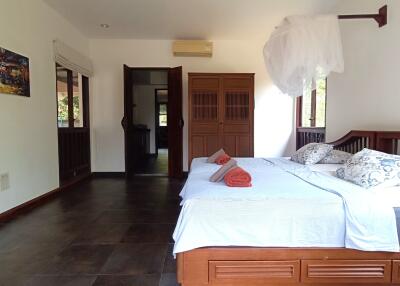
[135, 149, 169, 175]
[0, 177, 184, 286]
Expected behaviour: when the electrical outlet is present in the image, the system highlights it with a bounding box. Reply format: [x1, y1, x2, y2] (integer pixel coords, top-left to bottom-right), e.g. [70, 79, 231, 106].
[0, 173, 10, 191]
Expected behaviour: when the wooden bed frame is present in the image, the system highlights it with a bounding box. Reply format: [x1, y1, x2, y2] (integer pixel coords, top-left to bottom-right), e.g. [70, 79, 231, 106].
[177, 130, 400, 286]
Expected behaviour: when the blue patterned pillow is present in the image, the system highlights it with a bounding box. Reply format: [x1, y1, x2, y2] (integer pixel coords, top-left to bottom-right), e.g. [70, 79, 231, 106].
[336, 148, 400, 188]
[291, 143, 333, 165]
[319, 150, 352, 164]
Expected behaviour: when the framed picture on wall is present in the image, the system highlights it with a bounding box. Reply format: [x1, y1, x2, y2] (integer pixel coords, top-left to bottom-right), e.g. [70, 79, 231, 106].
[0, 47, 30, 97]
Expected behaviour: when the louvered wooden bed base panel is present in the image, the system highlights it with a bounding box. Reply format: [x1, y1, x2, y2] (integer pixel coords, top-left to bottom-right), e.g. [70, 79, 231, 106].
[177, 248, 400, 286]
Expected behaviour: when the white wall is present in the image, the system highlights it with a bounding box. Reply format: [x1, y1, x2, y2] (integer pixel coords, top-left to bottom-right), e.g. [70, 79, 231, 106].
[133, 84, 167, 153]
[90, 39, 296, 172]
[327, 0, 400, 141]
[0, 0, 89, 213]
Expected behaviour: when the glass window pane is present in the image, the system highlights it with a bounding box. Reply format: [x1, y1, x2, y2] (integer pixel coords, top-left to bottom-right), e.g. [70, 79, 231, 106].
[159, 103, 167, 114]
[159, 104, 167, 126]
[159, 114, 167, 126]
[301, 83, 312, 127]
[56, 65, 69, 127]
[72, 71, 83, 127]
[315, 79, 326, 127]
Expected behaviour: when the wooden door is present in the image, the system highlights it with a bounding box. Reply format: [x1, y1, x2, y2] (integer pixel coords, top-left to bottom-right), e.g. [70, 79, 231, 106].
[221, 74, 254, 157]
[56, 64, 91, 186]
[168, 66, 183, 178]
[123, 64, 134, 178]
[189, 74, 221, 165]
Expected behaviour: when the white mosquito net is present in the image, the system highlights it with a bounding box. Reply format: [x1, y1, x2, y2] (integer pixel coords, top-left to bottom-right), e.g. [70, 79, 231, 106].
[264, 15, 344, 97]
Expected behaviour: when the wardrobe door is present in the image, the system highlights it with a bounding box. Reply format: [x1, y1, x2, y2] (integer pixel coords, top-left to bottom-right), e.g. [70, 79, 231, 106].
[189, 75, 221, 164]
[222, 75, 254, 157]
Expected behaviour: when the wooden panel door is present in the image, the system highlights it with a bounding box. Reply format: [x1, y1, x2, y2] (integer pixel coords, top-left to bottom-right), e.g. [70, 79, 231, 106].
[222, 75, 254, 157]
[168, 66, 184, 178]
[189, 75, 221, 165]
[122, 65, 135, 178]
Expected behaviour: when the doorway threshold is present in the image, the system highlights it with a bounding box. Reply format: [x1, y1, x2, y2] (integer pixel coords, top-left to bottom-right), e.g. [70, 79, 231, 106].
[134, 173, 168, 177]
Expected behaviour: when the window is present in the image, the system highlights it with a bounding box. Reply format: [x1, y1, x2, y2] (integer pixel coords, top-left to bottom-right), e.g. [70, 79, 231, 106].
[56, 66, 69, 127]
[297, 78, 327, 128]
[56, 64, 88, 128]
[159, 103, 167, 126]
[72, 71, 84, 127]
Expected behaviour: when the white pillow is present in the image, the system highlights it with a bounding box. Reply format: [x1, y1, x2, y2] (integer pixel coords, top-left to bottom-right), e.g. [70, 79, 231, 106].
[291, 143, 333, 165]
[336, 148, 400, 189]
[319, 150, 352, 164]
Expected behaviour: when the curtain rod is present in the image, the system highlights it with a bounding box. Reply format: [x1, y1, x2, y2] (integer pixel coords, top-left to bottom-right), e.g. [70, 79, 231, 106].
[338, 5, 387, 28]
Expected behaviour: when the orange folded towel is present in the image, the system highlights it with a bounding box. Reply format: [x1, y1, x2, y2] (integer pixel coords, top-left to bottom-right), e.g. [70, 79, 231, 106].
[215, 154, 231, 165]
[224, 166, 252, 187]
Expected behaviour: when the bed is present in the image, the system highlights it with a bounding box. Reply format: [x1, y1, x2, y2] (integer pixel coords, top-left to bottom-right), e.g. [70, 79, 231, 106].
[174, 130, 400, 286]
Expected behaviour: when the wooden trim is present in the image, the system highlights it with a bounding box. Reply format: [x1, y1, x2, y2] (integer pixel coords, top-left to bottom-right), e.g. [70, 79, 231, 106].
[154, 88, 168, 156]
[296, 97, 302, 128]
[67, 69, 74, 128]
[0, 172, 91, 222]
[82, 75, 90, 128]
[338, 5, 387, 28]
[376, 131, 400, 154]
[177, 247, 400, 286]
[310, 89, 316, 127]
[328, 130, 376, 153]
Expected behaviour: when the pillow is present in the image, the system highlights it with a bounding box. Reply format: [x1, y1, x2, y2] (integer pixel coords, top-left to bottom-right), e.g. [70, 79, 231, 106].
[291, 143, 333, 165]
[207, 149, 225, 163]
[209, 159, 237, 182]
[336, 148, 400, 189]
[319, 150, 352, 164]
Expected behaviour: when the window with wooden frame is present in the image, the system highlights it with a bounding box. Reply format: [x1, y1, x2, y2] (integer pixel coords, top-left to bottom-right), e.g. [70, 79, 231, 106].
[296, 79, 327, 128]
[56, 64, 89, 128]
[296, 79, 327, 149]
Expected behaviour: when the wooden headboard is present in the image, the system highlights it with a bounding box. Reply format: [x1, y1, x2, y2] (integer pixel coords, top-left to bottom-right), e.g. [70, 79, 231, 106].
[327, 130, 400, 155]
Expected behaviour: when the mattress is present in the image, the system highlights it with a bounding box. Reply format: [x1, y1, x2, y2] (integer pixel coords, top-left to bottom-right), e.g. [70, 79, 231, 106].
[173, 158, 399, 254]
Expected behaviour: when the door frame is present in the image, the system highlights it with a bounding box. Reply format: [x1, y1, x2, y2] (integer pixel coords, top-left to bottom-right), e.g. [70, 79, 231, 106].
[122, 66, 183, 178]
[154, 88, 168, 155]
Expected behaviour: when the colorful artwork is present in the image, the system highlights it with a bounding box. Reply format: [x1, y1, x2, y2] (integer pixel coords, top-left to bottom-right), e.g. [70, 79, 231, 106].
[0, 47, 30, 97]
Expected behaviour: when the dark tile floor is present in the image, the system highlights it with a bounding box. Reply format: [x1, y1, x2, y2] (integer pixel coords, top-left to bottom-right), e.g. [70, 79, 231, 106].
[135, 149, 168, 175]
[0, 177, 184, 286]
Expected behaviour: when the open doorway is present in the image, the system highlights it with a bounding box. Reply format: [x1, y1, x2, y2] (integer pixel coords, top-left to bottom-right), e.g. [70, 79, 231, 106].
[122, 66, 183, 178]
[155, 88, 168, 168]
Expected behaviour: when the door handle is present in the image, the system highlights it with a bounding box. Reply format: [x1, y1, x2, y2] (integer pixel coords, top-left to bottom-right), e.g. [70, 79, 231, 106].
[179, 118, 184, 128]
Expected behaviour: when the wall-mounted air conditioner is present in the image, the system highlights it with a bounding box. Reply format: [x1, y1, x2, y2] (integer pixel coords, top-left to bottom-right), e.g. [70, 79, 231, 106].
[172, 40, 213, 57]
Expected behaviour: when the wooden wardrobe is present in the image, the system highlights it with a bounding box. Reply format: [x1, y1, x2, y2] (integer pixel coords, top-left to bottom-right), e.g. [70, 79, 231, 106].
[188, 73, 254, 165]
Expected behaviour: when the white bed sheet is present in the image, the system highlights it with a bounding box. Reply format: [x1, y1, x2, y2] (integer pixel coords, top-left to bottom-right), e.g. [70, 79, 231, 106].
[173, 158, 399, 254]
[311, 163, 400, 208]
[174, 158, 346, 254]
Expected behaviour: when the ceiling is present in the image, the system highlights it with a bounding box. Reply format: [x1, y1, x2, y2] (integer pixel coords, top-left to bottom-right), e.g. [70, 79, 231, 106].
[44, 0, 339, 40]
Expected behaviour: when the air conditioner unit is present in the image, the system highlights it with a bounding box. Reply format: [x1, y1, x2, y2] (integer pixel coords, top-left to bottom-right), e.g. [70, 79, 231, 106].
[173, 40, 213, 57]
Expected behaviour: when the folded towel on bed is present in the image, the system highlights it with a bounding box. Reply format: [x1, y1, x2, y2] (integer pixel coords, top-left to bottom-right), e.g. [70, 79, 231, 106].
[215, 154, 231, 165]
[224, 166, 252, 187]
[210, 159, 237, 182]
[207, 148, 226, 163]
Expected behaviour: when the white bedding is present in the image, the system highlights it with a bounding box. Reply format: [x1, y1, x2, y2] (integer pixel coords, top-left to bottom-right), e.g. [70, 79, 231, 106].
[311, 164, 400, 207]
[173, 158, 399, 255]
